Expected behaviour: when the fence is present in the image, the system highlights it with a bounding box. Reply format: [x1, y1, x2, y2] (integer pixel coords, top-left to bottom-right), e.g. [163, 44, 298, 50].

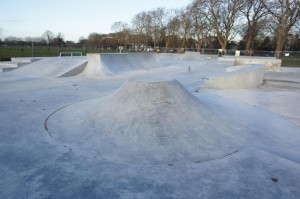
[1, 45, 299, 67]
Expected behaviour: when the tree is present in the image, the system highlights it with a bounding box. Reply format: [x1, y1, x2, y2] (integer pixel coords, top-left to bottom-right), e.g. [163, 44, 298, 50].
[131, 11, 152, 49]
[111, 21, 130, 47]
[205, 0, 245, 50]
[149, 8, 166, 49]
[52, 32, 64, 48]
[179, 8, 193, 49]
[189, 0, 213, 51]
[263, 0, 300, 57]
[240, 0, 270, 54]
[87, 33, 102, 48]
[42, 30, 54, 46]
[165, 9, 181, 49]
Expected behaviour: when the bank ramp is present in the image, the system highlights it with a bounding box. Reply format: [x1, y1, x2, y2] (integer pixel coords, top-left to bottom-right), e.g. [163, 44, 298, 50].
[2, 57, 87, 78]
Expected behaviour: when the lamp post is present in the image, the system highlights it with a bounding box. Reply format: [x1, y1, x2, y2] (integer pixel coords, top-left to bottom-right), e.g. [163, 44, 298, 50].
[31, 40, 33, 57]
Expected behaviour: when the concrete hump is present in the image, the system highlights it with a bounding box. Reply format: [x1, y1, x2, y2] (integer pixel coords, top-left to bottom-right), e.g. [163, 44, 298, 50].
[47, 80, 245, 165]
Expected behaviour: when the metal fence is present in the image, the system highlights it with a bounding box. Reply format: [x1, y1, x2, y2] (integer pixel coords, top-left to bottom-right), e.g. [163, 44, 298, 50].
[1, 45, 299, 67]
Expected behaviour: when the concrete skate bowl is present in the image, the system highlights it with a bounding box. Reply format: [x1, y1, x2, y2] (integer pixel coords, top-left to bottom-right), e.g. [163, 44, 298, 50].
[45, 80, 247, 165]
[82, 53, 163, 77]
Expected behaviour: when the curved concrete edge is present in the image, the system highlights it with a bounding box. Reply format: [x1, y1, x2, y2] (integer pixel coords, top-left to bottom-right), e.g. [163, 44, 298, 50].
[0, 62, 19, 72]
[204, 64, 265, 89]
[218, 56, 281, 72]
[235, 57, 281, 72]
[11, 57, 41, 63]
[83, 53, 164, 77]
[82, 54, 112, 77]
[226, 65, 249, 72]
[58, 61, 88, 77]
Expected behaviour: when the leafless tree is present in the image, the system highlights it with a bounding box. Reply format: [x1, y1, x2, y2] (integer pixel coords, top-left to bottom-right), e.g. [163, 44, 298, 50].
[240, 0, 270, 54]
[205, 0, 245, 50]
[42, 30, 54, 46]
[87, 33, 102, 48]
[263, 0, 300, 57]
[179, 8, 193, 49]
[111, 21, 130, 47]
[189, 0, 213, 51]
[131, 11, 151, 49]
[149, 8, 166, 49]
[165, 9, 181, 50]
[52, 32, 64, 48]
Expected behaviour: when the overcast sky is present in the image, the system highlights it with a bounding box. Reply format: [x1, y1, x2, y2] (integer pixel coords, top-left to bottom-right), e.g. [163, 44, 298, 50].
[0, 0, 191, 42]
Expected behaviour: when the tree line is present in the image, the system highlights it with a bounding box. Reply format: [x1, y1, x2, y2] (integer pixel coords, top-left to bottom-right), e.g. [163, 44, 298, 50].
[1, 0, 300, 57]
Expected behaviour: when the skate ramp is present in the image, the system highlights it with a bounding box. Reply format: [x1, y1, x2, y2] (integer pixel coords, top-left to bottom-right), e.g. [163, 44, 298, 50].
[203, 64, 265, 89]
[235, 57, 281, 71]
[2, 57, 87, 78]
[83, 53, 163, 77]
[46, 80, 245, 165]
[219, 56, 281, 71]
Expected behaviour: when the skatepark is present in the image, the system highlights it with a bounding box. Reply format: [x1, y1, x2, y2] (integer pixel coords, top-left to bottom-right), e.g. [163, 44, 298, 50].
[1, 52, 300, 198]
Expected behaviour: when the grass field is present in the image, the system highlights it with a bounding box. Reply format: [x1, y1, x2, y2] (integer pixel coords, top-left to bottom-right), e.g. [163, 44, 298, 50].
[0, 46, 117, 60]
[1, 46, 300, 66]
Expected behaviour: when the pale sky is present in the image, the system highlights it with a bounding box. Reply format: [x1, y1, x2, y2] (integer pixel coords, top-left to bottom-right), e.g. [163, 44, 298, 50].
[0, 0, 191, 42]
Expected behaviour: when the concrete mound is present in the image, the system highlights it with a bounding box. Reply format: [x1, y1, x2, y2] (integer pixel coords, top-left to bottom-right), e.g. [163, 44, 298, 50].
[47, 80, 245, 165]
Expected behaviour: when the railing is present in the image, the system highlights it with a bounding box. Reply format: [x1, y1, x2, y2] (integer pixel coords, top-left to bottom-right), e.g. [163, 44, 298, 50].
[59, 52, 82, 58]
[1, 45, 300, 66]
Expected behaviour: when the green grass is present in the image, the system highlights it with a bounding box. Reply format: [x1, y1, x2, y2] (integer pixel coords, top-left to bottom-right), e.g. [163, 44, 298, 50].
[281, 58, 300, 67]
[0, 46, 117, 60]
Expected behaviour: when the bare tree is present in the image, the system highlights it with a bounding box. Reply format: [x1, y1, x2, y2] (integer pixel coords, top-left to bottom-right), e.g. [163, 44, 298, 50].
[149, 8, 166, 49]
[179, 8, 193, 49]
[165, 9, 181, 50]
[131, 11, 151, 49]
[240, 0, 270, 54]
[111, 21, 130, 47]
[42, 30, 55, 46]
[263, 0, 300, 57]
[206, 0, 245, 50]
[53, 32, 64, 48]
[190, 0, 213, 51]
[87, 33, 102, 48]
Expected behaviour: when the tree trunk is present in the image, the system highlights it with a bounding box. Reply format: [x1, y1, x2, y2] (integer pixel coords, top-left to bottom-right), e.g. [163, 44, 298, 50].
[216, 34, 227, 50]
[275, 37, 285, 58]
[245, 27, 255, 55]
[274, 28, 288, 58]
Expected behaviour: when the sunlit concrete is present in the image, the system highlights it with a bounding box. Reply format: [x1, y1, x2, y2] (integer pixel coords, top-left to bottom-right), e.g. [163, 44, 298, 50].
[1, 53, 299, 199]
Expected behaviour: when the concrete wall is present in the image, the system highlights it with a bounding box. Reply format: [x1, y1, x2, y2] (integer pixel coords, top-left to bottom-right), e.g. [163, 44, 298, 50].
[204, 64, 265, 89]
[234, 57, 281, 72]
[218, 56, 281, 71]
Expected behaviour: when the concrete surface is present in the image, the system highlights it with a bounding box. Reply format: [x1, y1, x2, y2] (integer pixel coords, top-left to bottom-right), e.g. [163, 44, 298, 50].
[203, 64, 265, 89]
[219, 56, 281, 71]
[2, 57, 87, 79]
[0, 53, 299, 199]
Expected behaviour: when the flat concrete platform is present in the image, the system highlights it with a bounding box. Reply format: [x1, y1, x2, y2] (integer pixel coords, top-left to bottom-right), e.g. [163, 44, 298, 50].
[0, 53, 300, 199]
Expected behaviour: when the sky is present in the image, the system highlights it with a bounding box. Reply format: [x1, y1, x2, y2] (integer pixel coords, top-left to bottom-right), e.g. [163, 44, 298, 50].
[0, 0, 191, 42]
